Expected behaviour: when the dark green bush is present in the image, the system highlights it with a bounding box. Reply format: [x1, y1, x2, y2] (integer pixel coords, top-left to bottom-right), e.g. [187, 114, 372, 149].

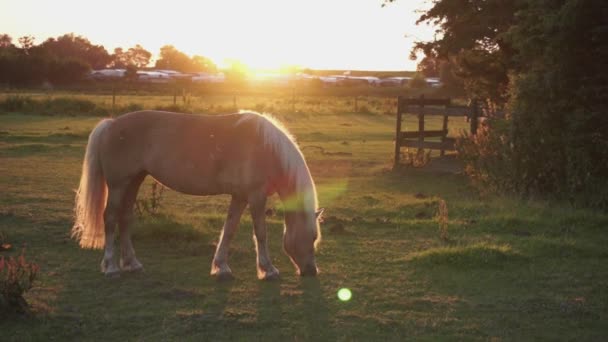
[0, 96, 103, 116]
[457, 0, 608, 209]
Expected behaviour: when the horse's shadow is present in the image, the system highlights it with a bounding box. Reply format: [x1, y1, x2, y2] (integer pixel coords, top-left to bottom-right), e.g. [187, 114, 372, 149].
[257, 278, 333, 339]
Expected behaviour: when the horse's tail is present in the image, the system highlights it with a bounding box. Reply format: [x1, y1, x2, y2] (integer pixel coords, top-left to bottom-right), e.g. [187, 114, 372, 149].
[72, 119, 113, 249]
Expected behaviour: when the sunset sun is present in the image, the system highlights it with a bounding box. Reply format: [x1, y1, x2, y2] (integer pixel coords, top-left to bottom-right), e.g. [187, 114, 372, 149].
[2, 0, 434, 71]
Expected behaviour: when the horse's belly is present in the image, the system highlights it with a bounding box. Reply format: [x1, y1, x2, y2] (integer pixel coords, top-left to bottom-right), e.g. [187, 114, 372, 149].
[148, 160, 259, 197]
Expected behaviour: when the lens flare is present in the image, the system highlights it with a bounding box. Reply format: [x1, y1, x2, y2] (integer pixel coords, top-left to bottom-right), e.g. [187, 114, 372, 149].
[337, 288, 352, 302]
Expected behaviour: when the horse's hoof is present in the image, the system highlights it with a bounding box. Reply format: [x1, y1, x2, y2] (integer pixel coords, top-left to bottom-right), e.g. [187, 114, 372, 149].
[104, 270, 121, 278]
[261, 272, 281, 281]
[123, 266, 144, 273]
[214, 272, 234, 282]
[121, 263, 144, 273]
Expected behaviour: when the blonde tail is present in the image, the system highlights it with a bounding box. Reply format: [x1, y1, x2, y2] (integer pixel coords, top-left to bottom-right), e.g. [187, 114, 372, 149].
[72, 119, 113, 249]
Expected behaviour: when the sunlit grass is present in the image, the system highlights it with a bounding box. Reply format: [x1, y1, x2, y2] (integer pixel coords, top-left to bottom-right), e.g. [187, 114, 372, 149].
[1, 98, 607, 340]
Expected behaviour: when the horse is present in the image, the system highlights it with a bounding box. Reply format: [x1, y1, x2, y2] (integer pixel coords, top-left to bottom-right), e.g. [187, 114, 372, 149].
[72, 110, 323, 280]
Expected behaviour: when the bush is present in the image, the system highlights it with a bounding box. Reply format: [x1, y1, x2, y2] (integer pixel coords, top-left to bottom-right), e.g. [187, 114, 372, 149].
[0, 95, 103, 116]
[456, 117, 515, 194]
[0, 253, 40, 313]
[0, 95, 36, 112]
[135, 182, 165, 217]
[408, 73, 428, 89]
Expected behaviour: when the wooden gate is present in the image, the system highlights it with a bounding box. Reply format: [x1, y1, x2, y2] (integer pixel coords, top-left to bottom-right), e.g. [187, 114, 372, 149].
[393, 95, 480, 169]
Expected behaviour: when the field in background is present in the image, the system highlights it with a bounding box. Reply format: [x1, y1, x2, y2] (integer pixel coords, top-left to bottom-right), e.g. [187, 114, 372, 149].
[1, 95, 607, 340]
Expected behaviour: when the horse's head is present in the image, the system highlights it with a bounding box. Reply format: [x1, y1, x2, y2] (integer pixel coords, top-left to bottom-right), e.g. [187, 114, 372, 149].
[283, 208, 324, 276]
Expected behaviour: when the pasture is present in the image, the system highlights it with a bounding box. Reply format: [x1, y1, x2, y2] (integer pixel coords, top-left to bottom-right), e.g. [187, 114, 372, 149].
[1, 95, 607, 340]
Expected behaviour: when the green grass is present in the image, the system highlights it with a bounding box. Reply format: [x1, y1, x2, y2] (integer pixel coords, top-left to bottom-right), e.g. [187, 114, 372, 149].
[1, 99, 607, 340]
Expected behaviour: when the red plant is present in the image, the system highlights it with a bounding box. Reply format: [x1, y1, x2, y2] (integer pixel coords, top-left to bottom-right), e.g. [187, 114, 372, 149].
[0, 252, 39, 312]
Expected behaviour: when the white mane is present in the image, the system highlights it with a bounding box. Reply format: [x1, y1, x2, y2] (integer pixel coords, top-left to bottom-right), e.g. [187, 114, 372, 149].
[236, 111, 318, 213]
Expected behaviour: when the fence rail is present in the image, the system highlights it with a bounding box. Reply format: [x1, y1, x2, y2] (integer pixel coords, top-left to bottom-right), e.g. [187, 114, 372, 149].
[393, 95, 481, 169]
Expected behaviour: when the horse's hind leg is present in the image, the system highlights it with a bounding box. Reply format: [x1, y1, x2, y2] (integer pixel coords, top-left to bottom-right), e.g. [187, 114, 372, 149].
[101, 186, 126, 277]
[211, 196, 247, 280]
[249, 191, 280, 280]
[118, 174, 146, 272]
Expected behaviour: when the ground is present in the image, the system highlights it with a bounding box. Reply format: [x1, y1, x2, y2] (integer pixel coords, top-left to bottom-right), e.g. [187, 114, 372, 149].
[1, 106, 607, 340]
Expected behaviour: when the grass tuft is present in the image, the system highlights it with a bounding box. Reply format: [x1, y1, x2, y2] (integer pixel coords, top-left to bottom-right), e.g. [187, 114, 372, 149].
[407, 242, 527, 268]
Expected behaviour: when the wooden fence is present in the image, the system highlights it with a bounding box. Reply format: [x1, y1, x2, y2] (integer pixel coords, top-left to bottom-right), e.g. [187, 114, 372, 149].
[393, 95, 480, 169]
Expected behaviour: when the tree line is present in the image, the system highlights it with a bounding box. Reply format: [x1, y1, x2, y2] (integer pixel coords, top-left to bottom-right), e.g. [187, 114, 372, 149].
[0, 33, 217, 86]
[387, 0, 608, 208]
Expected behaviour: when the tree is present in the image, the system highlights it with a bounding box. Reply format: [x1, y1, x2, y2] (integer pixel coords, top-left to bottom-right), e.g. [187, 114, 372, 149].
[155, 45, 216, 73]
[47, 58, 91, 84]
[416, 55, 439, 78]
[39, 33, 111, 69]
[0, 34, 14, 48]
[408, 73, 427, 89]
[18, 36, 35, 54]
[111, 45, 151, 68]
[387, 0, 518, 105]
[124, 64, 138, 81]
[503, 0, 608, 205]
[192, 55, 217, 73]
[387, 0, 608, 208]
[155, 45, 193, 72]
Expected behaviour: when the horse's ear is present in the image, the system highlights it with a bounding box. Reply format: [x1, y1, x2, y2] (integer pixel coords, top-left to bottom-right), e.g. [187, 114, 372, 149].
[315, 208, 325, 222]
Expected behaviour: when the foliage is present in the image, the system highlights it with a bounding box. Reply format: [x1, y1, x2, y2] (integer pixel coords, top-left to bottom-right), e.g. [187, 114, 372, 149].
[0, 252, 39, 313]
[135, 182, 165, 217]
[456, 118, 515, 193]
[416, 55, 440, 78]
[38, 33, 110, 69]
[505, 0, 608, 207]
[399, 148, 431, 167]
[408, 73, 427, 89]
[0, 34, 94, 86]
[111, 44, 151, 69]
[395, 0, 518, 105]
[436, 198, 449, 241]
[0, 95, 100, 116]
[0, 34, 13, 48]
[390, 0, 608, 208]
[0, 231, 10, 251]
[155, 45, 216, 73]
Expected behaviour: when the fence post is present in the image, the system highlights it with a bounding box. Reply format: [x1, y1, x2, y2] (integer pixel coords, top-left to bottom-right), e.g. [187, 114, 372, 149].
[393, 96, 404, 170]
[418, 95, 425, 152]
[111, 82, 116, 117]
[470, 99, 479, 135]
[440, 100, 450, 156]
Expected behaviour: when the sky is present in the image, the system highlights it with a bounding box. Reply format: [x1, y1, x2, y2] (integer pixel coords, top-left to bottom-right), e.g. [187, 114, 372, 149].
[1, 0, 437, 71]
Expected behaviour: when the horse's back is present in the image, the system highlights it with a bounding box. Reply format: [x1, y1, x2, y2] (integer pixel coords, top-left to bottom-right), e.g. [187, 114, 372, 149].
[99, 111, 274, 195]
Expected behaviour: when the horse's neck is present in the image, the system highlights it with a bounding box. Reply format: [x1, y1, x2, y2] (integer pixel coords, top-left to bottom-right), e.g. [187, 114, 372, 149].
[277, 166, 315, 212]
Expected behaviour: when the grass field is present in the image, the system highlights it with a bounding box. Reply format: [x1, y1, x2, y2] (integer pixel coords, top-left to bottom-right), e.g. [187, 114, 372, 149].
[1, 97, 607, 340]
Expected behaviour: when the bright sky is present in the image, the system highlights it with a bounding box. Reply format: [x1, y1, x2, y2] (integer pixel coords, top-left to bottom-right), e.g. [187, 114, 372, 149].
[1, 0, 436, 71]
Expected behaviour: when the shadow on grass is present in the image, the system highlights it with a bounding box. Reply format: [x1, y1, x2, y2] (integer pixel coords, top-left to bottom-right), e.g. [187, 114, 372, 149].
[131, 214, 216, 257]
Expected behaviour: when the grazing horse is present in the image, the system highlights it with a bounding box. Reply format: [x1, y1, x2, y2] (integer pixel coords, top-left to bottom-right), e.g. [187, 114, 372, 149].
[72, 111, 323, 280]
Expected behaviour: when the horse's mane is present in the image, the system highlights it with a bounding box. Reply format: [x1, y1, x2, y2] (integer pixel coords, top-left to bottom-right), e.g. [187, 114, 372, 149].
[236, 111, 318, 213]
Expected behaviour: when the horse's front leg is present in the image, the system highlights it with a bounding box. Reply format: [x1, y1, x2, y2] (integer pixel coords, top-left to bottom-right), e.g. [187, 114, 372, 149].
[249, 191, 280, 280]
[211, 196, 247, 280]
